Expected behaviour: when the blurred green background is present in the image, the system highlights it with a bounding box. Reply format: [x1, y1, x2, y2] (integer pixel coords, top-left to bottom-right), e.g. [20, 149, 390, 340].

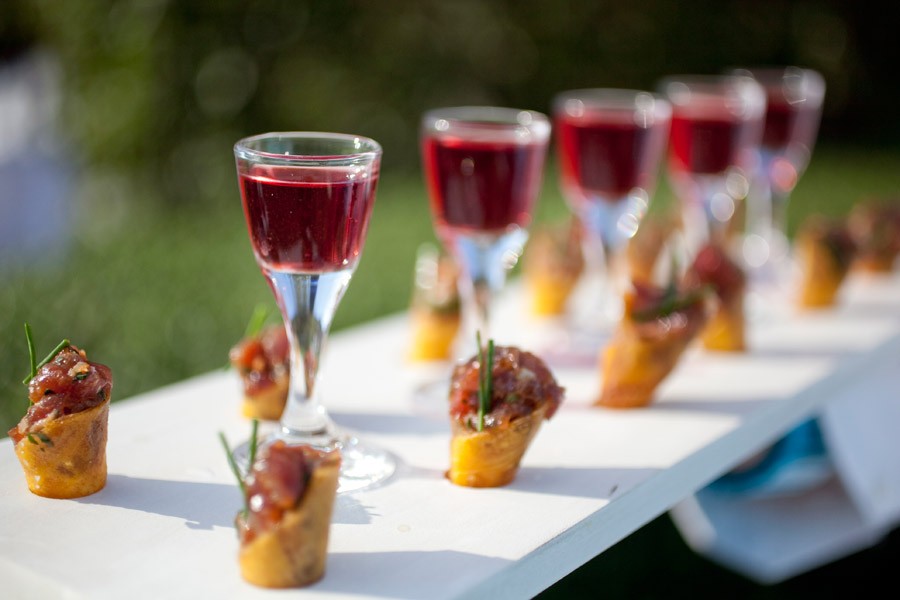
[2, 1, 898, 596]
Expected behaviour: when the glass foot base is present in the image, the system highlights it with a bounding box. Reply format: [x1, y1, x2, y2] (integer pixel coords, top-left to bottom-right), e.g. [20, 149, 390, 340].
[534, 320, 614, 368]
[232, 428, 397, 494]
[336, 435, 397, 493]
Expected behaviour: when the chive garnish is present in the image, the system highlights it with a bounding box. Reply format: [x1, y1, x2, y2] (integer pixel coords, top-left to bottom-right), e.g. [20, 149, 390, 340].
[25, 324, 36, 383]
[219, 432, 248, 512]
[244, 303, 271, 338]
[475, 332, 494, 432]
[218, 419, 260, 517]
[225, 305, 272, 371]
[22, 324, 71, 385]
[247, 419, 259, 473]
[26, 432, 53, 450]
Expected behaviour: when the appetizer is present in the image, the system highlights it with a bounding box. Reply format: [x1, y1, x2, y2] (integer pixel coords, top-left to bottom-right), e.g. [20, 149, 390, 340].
[447, 338, 564, 487]
[222, 425, 340, 589]
[408, 244, 462, 361]
[9, 326, 112, 499]
[848, 199, 900, 274]
[596, 280, 710, 409]
[684, 242, 747, 352]
[626, 211, 678, 285]
[795, 215, 858, 308]
[522, 218, 585, 316]
[229, 315, 290, 421]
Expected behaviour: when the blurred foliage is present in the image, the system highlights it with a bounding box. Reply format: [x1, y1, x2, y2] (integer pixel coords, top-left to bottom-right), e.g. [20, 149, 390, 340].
[2, 0, 897, 216]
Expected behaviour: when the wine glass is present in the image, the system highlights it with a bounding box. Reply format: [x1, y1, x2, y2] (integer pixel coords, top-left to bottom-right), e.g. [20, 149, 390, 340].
[552, 89, 672, 343]
[420, 106, 551, 357]
[734, 67, 826, 292]
[233, 132, 395, 493]
[659, 74, 767, 259]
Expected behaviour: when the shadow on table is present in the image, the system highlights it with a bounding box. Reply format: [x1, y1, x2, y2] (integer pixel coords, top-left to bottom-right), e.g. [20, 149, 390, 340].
[331, 411, 449, 436]
[81, 474, 379, 528]
[77, 474, 238, 530]
[512, 466, 661, 500]
[322, 550, 512, 598]
[394, 461, 658, 501]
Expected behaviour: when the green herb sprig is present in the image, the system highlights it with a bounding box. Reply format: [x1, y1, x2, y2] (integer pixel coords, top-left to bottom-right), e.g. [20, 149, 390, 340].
[26, 431, 54, 451]
[22, 323, 70, 386]
[244, 303, 271, 338]
[219, 419, 259, 517]
[475, 331, 494, 432]
[224, 304, 272, 371]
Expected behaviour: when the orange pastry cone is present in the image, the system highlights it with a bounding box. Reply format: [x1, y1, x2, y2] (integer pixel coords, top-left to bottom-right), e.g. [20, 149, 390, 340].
[448, 405, 548, 487]
[409, 312, 461, 361]
[523, 218, 585, 317]
[626, 212, 677, 285]
[408, 244, 461, 361]
[447, 343, 564, 487]
[795, 215, 857, 308]
[229, 325, 290, 421]
[685, 243, 747, 352]
[13, 400, 110, 498]
[10, 339, 113, 499]
[240, 376, 289, 421]
[848, 199, 900, 274]
[701, 291, 746, 351]
[235, 442, 340, 588]
[597, 281, 710, 408]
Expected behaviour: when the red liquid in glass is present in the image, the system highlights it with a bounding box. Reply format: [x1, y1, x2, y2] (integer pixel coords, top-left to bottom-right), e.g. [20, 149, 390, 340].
[422, 135, 545, 234]
[556, 110, 659, 202]
[761, 96, 820, 155]
[668, 108, 745, 175]
[239, 166, 378, 272]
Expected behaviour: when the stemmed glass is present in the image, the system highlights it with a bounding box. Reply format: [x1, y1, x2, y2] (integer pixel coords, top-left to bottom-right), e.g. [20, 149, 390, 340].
[552, 89, 672, 344]
[734, 67, 826, 291]
[659, 74, 767, 258]
[233, 132, 395, 493]
[421, 107, 551, 357]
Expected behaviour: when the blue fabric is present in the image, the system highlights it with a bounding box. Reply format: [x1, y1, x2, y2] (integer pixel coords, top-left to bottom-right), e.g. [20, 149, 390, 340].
[705, 418, 833, 498]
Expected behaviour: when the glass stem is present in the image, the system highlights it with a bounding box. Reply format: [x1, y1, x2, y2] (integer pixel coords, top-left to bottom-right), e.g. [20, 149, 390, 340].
[451, 228, 527, 354]
[265, 269, 353, 442]
[580, 230, 626, 322]
[771, 190, 790, 238]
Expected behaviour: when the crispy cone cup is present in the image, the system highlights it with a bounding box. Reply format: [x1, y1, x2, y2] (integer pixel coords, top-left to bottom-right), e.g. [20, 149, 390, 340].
[14, 400, 110, 499]
[241, 375, 288, 421]
[702, 293, 746, 352]
[796, 238, 848, 308]
[409, 311, 461, 361]
[526, 274, 579, 316]
[239, 451, 340, 588]
[448, 405, 548, 487]
[854, 254, 897, 274]
[596, 312, 703, 409]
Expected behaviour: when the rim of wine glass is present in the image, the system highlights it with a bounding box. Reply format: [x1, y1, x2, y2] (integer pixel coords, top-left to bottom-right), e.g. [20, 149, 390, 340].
[421, 106, 551, 140]
[551, 88, 672, 121]
[234, 131, 382, 165]
[658, 74, 767, 121]
[729, 66, 826, 107]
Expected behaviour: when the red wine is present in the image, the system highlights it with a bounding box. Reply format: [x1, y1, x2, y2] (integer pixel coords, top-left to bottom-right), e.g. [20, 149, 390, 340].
[422, 134, 546, 234]
[556, 109, 665, 202]
[761, 95, 820, 155]
[668, 107, 747, 175]
[239, 165, 378, 272]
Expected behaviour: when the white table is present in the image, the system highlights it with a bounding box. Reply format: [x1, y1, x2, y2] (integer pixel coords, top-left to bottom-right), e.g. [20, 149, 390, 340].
[2, 272, 899, 599]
